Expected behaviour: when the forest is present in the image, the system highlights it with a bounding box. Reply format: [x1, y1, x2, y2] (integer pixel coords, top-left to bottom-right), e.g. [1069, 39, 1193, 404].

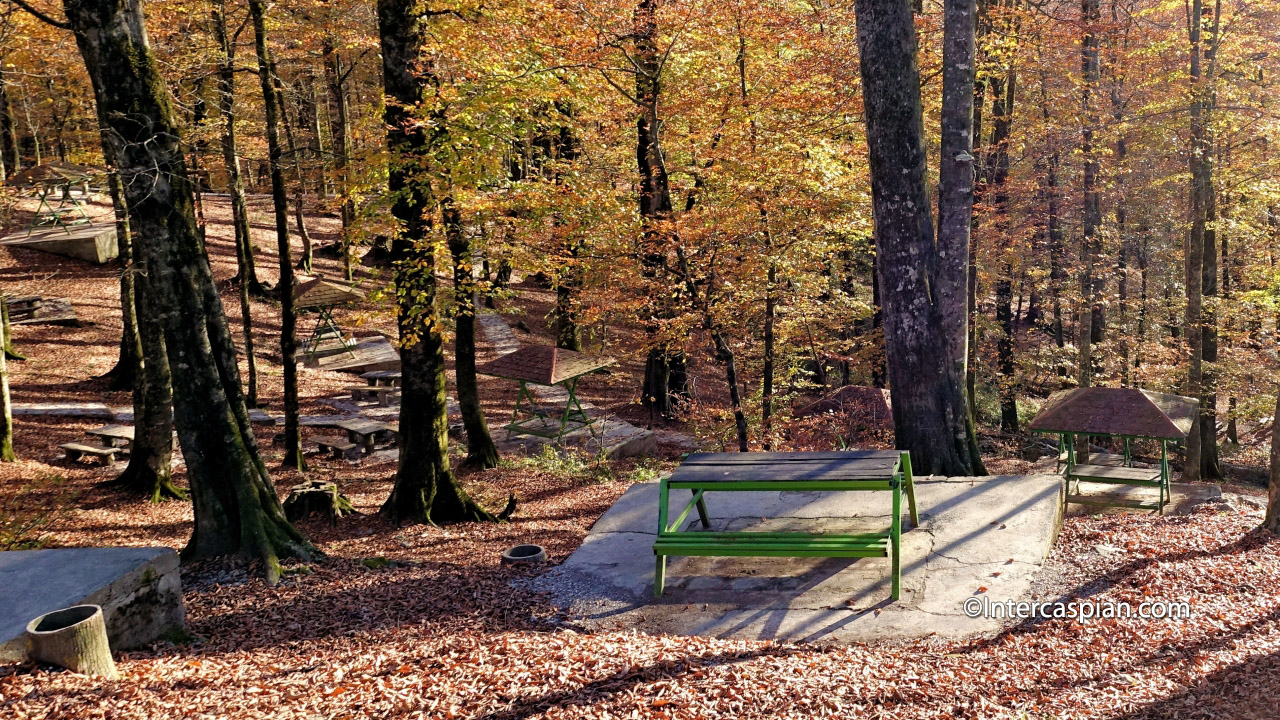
[0, 0, 1278, 717]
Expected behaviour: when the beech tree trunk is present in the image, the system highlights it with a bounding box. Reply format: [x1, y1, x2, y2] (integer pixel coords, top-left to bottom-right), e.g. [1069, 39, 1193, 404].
[635, 0, 683, 421]
[101, 170, 139, 391]
[0, 79, 18, 175]
[247, 0, 305, 470]
[323, 42, 356, 281]
[1263, 388, 1280, 533]
[0, 297, 12, 462]
[104, 170, 181, 502]
[1078, 0, 1102, 393]
[212, 0, 267, 306]
[63, 0, 310, 582]
[377, 0, 498, 525]
[446, 198, 499, 469]
[855, 0, 984, 475]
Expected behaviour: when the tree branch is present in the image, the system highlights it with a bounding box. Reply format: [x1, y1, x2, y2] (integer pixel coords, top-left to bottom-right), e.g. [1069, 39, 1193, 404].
[9, 0, 70, 29]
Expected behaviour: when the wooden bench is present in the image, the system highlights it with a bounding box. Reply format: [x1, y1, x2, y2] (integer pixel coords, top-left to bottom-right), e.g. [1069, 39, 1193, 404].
[1065, 456, 1170, 514]
[652, 450, 918, 600]
[60, 443, 120, 466]
[347, 385, 399, 406]
[313, 435, 359, 459]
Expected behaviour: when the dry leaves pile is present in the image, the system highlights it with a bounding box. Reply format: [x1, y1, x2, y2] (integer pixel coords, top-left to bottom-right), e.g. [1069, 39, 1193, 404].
[2, 496, 1278, 719]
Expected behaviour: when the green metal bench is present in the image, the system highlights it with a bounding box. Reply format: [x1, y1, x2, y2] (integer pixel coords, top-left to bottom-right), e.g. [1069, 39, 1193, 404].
[653, 450, 918, 600]
[1059, 435, 1171, 514]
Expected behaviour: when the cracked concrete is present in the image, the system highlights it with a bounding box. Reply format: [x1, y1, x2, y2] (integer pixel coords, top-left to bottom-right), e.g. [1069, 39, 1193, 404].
[533, 474, 1065, 643]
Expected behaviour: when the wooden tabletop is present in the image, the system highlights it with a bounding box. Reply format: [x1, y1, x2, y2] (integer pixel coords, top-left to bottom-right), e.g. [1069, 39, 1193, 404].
[86, 424, 134, 441]
[334, 419, 396, 436]
[669, 450, 902, 484]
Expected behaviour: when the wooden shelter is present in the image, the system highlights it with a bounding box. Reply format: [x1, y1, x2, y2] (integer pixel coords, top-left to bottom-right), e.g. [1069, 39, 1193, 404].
[476, 345, 614, 440]
[294, 277, 366, 358]
[1028, 387, 1198, 514]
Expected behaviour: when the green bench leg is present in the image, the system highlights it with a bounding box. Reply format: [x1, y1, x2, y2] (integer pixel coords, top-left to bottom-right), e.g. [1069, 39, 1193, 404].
[654, 555, 666, 597]
[891, 474, 902, 600]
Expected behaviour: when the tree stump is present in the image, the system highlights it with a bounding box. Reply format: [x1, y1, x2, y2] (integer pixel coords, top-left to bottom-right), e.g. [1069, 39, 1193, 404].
[25, 604, 119, 679]
[283, 480, 357, 525]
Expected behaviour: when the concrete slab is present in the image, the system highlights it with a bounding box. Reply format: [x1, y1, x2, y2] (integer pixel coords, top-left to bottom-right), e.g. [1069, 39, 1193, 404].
[0, 547, 185, 662]
[534, 474, 1064, 643]
[0, 223, 118, 264]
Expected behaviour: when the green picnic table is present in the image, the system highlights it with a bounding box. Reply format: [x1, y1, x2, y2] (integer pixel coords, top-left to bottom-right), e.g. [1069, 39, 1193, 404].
[653, 450, 918, 600]
[1028, 387, 1197, 515]
[476, 345, 614, 441]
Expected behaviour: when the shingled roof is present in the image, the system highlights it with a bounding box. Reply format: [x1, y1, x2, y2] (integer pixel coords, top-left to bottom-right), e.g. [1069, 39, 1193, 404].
[293, 277, 366, 308]
[476, 345, 614, 385]
[7, 162, 103, 187]
[1027, 387, 1198, 440]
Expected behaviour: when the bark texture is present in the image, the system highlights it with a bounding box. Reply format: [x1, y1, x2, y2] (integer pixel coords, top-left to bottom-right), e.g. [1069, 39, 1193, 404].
[377, 0, 500, 524]
[855, 0, 984, 474]
[63, 0, 310, 582]
[247, 0, 305, 470]
[446, 198, 499, 469]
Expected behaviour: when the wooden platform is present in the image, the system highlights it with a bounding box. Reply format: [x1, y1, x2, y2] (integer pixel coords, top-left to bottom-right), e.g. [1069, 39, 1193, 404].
[0, 223, 118, 264]
[302, 335, 399, 374]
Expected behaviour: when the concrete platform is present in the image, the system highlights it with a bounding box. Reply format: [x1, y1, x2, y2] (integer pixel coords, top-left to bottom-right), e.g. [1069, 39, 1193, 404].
[0, 547, 185, 662]
[0, 223, 118, 264]
[534, 474, 1064, 643]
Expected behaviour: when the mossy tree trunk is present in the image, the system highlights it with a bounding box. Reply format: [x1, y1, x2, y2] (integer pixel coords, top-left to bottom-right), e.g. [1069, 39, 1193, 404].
[445, 198, 499, 469]
[247, 0, 305, 471]
[377, 0, 499, 524]
[102, 170, 181, 501]
[62, 0, 311, 582]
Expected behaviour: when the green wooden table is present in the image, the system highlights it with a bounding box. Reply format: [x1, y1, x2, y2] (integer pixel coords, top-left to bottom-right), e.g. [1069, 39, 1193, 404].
[653, 450, 918, 600]
[475, 345, 614, 442]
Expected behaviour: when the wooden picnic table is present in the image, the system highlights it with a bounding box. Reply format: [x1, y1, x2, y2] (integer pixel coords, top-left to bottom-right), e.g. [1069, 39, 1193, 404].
[333, 419, 397, 452]
[653, 450, 918, 600]
[86, 425, 134, 449]
[360, 370, 401, 387]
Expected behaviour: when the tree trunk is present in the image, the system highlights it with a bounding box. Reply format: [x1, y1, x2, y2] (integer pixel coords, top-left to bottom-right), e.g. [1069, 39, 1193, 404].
[446, 198, 499, 469]
[212, 0, 261, 405]
[100, 171, 139, 391]
[1264, 388, 1280, 532]
[377, 0, 500, 525]
[634, 0, 682, 421]
[1078, 0, 1102, 393]
[103, 171, 181, 502]
[64, 0, 310, 583]
[855, 0, 985, 475]
[323, 42, 356, 281]
[0, 295, 12, 462]
[984, 32, 1018, 433]
[212, 0, 267, 301]
[247, 0, 305, 471]
[0, 78, 18, 175]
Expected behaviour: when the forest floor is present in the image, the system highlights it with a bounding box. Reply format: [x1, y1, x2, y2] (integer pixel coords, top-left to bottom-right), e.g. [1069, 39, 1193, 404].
[1, 194, 1278, 718]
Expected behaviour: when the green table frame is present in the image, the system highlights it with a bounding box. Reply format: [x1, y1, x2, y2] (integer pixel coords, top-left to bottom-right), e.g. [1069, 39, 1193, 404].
[506, 375, 592, 441]
[653, 450, 918, 600]
[1047, 432, 1172, 514]
[28, 184, 91, 235]
[301, 304, 356, 359]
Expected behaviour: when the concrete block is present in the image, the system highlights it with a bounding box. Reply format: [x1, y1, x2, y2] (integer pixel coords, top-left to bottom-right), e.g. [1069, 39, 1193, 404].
[0, 547, 185, 662]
